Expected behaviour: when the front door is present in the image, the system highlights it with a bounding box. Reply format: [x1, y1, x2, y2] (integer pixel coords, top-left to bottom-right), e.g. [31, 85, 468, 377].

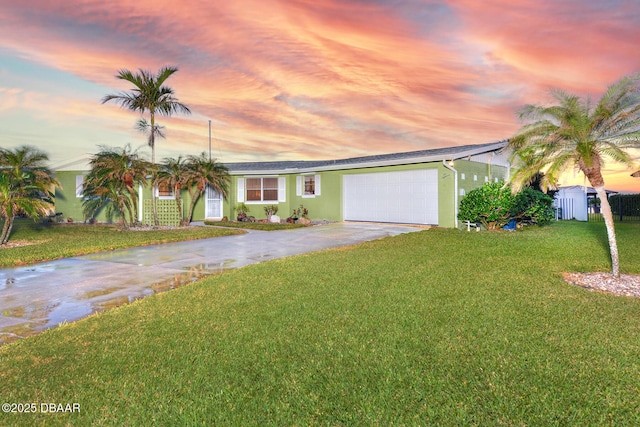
[205, 185, 223, 219]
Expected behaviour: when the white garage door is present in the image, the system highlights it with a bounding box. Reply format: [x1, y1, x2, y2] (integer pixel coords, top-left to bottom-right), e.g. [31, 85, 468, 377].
[343, 169, 438, 225]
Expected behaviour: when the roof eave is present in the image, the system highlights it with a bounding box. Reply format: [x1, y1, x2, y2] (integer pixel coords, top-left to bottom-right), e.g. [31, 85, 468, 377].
[230, 141, 509, 175]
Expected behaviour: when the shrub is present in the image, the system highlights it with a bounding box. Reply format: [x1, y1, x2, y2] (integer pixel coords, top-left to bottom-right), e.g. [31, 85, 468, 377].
[292, 204, 309, 219]
[458, 182, 515, 230]
[512, 187, 554, 225]
[609, 194, 640, 217]
[235, 203, 250, 221]
[264, 205, 278, 216]
[458, 182, 554, 230]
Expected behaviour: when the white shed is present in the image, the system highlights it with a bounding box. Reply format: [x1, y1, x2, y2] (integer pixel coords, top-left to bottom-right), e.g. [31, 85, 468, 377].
[554, 186, 588, 221]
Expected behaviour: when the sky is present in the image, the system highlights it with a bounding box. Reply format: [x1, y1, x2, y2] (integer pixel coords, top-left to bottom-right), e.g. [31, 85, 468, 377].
[0, 0, 639, 192]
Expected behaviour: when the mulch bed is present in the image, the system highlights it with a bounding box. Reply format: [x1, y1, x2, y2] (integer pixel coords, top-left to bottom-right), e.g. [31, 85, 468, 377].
[563, 272, 640, 298]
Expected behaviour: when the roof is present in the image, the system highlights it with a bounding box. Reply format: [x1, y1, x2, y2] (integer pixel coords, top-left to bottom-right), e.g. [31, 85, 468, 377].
[224, 140, 508, 174]
[556, 185, 618, 195]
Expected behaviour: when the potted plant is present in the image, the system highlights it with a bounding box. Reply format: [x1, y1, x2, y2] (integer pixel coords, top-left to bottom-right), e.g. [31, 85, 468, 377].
[235, 203, 250, 221]
[292, 204, 310, 224]
[264, 204, 278, 221]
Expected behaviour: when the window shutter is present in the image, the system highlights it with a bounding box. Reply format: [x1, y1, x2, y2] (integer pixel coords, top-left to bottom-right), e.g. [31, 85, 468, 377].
[75, 175, 84, 198]
[237, 178, 245, 202]
[296, 176, 302, 196]
[278, 177, 286, 202]
[315, 174, 321, 196]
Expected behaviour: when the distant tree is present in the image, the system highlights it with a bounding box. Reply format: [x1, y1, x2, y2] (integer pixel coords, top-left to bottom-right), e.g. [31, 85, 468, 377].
[0, 146, 58, 244]
[102, 66, 191, 225]
[82, 145, 150, 229]
[508, 74, 640, 277]
[154, 156, 188, 225]
[184, 153, 229, 226]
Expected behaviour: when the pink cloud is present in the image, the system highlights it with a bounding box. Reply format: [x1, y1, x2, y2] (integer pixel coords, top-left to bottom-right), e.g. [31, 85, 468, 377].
[0, 0, 638, 190]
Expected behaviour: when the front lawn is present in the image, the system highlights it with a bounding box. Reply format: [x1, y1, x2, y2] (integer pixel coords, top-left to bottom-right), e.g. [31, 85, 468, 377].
[1, 221, 639, 425]
[0, 219, 244, 267]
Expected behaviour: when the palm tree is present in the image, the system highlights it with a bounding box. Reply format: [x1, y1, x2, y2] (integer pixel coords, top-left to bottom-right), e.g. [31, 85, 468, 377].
[82, 145, 150, 229]
[184, 153, 230, 226]
[154, 156, 188, 225]
[102, 66, 191, 225]
[0, 146, 58, 245]
[508, 74, 640, 277]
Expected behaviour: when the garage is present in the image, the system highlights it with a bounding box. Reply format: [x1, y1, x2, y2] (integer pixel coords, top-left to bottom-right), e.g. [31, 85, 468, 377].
[343, 169, 438, 225]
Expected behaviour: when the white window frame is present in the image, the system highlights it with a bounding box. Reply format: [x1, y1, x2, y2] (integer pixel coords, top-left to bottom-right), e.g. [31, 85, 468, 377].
[237, 176, 285, 203]
[155, 182, 174, 199]
[75, 175, 84, 198]
[296, 174, 321, 198]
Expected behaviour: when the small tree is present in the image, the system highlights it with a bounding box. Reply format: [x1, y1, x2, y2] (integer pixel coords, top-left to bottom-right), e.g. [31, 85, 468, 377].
[154, 156, 188, 225]
[0, 146, 58, 244]
[183, 153, 229, 226]
[508, 74, 640, 277]
[82, 145, 150, 229]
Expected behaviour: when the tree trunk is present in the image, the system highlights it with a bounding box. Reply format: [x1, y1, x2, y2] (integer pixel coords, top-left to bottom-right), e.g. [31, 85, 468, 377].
[185, 189, 203, 226]
[150, 112, 159, 226]
[3, 217, 14, 245]
[174, 187, 183, 226]
[0, 215, 12, 245]
[593, 185, 620, 277]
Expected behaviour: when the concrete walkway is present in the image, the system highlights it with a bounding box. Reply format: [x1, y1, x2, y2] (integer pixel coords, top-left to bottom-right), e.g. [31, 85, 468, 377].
[0, 222, 422, 345]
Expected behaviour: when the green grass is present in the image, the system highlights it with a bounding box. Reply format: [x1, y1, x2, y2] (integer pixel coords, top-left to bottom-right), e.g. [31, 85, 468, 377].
[1, 221, 640, 425]
[0, 219, 244, 267]
[204, 220, 308, 231]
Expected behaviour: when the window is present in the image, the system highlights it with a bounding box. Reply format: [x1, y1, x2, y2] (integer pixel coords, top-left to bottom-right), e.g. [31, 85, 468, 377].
[246, 177, 278, 202]
[304, 176, 315, 195]
[296, 174, 321, 197]
[75, 175, 84, 198]
[157, 182, 173, 198]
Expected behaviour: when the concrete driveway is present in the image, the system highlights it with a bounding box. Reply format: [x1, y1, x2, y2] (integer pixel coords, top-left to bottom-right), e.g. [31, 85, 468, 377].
[0, 222, 422, 345]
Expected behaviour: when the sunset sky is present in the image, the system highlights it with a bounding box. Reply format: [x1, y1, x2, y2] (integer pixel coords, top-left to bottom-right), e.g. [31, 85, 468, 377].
[0, 0, 639, 191]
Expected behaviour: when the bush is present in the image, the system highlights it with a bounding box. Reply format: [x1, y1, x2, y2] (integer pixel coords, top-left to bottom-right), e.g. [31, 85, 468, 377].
[513, 187, 554, 225]
[609, 194, 640, 217]
[264, 205, 278, 216]
[458, 182, 515, 230]
[458, 182, 554, 230]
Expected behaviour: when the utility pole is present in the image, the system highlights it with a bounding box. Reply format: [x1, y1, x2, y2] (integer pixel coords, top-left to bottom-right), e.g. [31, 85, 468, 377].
[208, 120, 212, 161]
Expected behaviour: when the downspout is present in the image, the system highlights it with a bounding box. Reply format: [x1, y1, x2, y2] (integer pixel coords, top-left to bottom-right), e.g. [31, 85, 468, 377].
[442, 160, 458, 228]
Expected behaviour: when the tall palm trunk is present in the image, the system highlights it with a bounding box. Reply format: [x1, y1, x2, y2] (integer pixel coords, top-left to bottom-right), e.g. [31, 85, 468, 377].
[593, 185, 620, 277]
[185, 188, 202, 227]
[174, 185, 183, 226]
[150, 112, 159, 226]
[0, 214, 13, 245]
[583, 161, 620, 277]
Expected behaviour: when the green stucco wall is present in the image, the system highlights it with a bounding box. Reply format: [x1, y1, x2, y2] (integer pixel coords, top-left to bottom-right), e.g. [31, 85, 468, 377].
[53, 171, 118, 223]
[55, 158, 509, 228]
